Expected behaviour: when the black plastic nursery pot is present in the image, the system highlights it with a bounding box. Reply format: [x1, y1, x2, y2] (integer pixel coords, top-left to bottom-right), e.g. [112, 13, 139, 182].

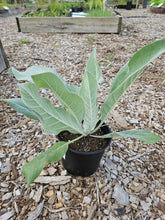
[58, 123, 112, 177]
[126, 1, 132, 10]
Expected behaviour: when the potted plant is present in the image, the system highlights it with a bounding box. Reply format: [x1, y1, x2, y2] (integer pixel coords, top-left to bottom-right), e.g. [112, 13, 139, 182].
[1, 39, 165, 186]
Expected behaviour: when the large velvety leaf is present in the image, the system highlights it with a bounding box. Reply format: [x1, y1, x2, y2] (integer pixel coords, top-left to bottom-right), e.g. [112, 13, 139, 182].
[22, 141, 68, 186]
[9, 66, 57, 82]
[78, 48, 103, 133]
[79, 73, 98, 133]
[32, 72, 85, 127]
[85, 48, 102, 83]
[9, 66, 79, 93]
[19, 82, 85, 135]
[100, 39, 165, 123]
[1, 98, 39, 120]
[92, 129, 161, 144]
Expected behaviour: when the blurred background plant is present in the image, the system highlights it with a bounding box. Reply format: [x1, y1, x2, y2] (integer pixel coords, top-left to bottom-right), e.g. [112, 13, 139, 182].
[88, 0, 103, 10]
[150, 0, 165, 5]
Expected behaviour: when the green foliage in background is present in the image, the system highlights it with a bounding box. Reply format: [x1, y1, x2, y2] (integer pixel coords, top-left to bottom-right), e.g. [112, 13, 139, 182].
[150, 0, 165, 5]
[87, 8, 114, 17]
[88, 0, 103, 10]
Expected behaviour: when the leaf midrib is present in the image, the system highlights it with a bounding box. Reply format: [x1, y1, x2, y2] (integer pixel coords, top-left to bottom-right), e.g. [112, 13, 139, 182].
[21, 85, 83, 134]
[39, 77, 83, 128]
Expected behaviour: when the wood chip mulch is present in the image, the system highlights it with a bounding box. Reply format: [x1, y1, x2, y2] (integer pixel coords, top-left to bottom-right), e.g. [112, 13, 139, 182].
[0, 8, 165, 220]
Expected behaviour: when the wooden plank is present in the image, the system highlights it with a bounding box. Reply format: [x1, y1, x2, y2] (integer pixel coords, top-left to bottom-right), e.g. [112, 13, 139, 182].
[150, 6, 165, 14]
[16, 16, 122, 34]
[0, 40, 9, 73]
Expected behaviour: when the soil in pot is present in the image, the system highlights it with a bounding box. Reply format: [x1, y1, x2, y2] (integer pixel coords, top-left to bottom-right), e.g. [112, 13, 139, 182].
[58, 123, 112, 176]
[58, 124, 110, 152]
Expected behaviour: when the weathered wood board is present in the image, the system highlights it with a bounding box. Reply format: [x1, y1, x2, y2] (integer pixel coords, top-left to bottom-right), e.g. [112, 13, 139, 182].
[16, 16, 122, 34]
[150, 6, 165, 14]
[0, 40, 9, 73]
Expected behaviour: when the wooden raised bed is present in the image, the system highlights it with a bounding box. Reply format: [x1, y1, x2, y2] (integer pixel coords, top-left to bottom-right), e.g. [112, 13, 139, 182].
[0, 40, 9, 73]
[16, 16, 122, 34]
[150, 6, 165, 14]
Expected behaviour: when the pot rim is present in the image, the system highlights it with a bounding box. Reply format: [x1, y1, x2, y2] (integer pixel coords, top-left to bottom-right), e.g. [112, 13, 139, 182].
[58, 122, 112, 155]
[67, 136, 112, 155]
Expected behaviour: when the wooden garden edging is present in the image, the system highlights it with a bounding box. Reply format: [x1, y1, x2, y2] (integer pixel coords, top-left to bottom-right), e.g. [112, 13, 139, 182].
[0, 40, 9, 73]
[150, 6, 165, 14]
[16, 16, 122, 34]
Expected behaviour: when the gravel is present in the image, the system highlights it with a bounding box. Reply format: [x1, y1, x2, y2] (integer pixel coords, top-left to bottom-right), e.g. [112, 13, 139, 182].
[0, 7, 165, 219]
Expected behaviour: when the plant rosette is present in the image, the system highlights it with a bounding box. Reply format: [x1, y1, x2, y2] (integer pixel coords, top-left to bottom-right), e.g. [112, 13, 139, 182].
[1, 39, 165, 186]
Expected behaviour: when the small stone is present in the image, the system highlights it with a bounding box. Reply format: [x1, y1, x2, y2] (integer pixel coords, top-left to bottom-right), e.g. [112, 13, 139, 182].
[130, 183, 144, 193]
[40, 170, 48, 176]
[72, 179, 76, 184]
[57, 191, 62, 200]
[82, 211, 86, 217]
[139, 188, 149, 200]
[55, 202, 63, 209]
[112, 184, 129, 206]
[83, 196, 91, 204]
[146, 197, 152, 206]
[48, 196, 55, 205]
[114, 207, 126, 216]
[0, 153, 6, 158]
[1, 159, 11, 173]
[71, 189, 79, 197]
[61, 170, 67, 176]
[0, 188, 8, 193]
[113, 156, 120, 162]
[15, 189, 21, 196]
[140, 201, 150, 211]
[111, 173, 117, 179]
[105, 158, 117, 170]
[103, 209, 109, 215]
[122, 177, 130, 186]
[63, 192, 69, 200]
[130, 119, 139, 124]
[158, 192, 165, 201]
[0, 182, 9, 187]
[122, 215, 130, 220]
[35, 186, 43, 203]
[50, 214, 58, 220]
[100, 159, 105, 167]
[30, 190, 35, 199]
[61, 211, 68, 219]
[99, 77, 105, 84]
[2, 192, 12, 201]
[47, 167, 57, 176]
[157, 201, 165, 213]
[130, 203, 138, 209]
[109, 213, 117, 220]
[129, 195, 137, 204]
[45, 190, 54, 197]
[118, 143, 124, 148]
[31, 206, 36, 211]
[99, 183, 105, 189]
[60, 186, 66, 192]
[75, 187, 82, 192]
